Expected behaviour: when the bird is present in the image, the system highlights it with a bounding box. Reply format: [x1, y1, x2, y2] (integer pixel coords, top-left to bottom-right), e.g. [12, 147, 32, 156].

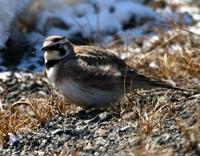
[41, 35, 187, 109]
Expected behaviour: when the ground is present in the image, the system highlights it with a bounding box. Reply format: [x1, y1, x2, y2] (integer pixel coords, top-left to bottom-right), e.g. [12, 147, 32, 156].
[0, 0, 200, 155]
[0, 45, 200, 155]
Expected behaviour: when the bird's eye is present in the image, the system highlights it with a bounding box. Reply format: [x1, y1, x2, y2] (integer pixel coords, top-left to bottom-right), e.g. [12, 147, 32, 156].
[53, 43, 61, 49]
[59, 47, 66, 56]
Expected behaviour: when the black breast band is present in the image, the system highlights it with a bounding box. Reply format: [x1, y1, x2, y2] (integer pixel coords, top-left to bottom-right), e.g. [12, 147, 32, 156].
[45, 55, 76, 69]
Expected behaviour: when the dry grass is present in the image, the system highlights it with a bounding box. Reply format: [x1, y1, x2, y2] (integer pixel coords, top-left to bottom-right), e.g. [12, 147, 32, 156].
[132, 146, 174, 156]
[115, 28, 200, 154]
[0, 27, 200, 155]
[0, 92, 78, 146]
[126, 29, 200, 88]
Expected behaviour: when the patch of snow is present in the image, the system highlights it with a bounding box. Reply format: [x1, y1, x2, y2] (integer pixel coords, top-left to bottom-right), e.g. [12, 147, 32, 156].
[14, 71, 33, 79]
[36, 0, 157, 42]
[41, 0, 67, 11]
[73, 3, 95, 16]
[0, 0, 196, 71]
[114, 1, 155, 23]
[47, 28, 71, 38]
[91, 0, 115, 10]
[0, 71, 11, 81]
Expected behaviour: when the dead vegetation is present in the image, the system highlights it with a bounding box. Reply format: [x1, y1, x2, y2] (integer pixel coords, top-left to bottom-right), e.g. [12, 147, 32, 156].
[0, 27, 200, 155]
[0, 91, 78, 146]
[125, 28, 200, 88]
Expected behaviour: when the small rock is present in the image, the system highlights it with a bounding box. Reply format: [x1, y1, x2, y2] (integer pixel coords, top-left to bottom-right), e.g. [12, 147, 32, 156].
[85, 142, 93, 151]
[95, 137, 107, 146]
[118, 125, 133, 133]
[51, 129, 64, 135]
[98, 112, 113, 122]
[7, 133, 19, 146]
[158, 133, 171, 145]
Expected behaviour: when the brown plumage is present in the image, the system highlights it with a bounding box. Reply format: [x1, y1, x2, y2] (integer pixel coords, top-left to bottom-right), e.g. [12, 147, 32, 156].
[42, 35, 188, 108]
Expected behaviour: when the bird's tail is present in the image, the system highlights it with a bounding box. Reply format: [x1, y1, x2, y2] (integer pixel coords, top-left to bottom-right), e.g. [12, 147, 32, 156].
[145, 80, 190, 92]
[124, 70, 191, 92]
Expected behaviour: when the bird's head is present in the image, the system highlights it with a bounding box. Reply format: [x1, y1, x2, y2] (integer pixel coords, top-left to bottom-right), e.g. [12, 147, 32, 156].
[41, 35, 74, 63]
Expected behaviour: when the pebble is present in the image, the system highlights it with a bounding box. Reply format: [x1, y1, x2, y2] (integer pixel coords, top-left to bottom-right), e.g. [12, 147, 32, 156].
[118, 125, 133, 133]
[95, 137, 107, 146]
[7, 133, 19, 146]
[51, 128, 64, 135]
[0, 71, 198, 156]
[98, 112, 113, 122]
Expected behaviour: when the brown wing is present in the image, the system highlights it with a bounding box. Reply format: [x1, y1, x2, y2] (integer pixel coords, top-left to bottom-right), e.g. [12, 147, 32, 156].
[57, 46, 126, 91]
[75, 46, 129, 81]
[75, 46, 156, 88]
[59, 46, 186, 92]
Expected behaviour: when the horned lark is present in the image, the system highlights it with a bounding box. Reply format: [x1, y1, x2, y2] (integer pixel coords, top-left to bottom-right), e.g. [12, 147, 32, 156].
[41, 35, 185, 108]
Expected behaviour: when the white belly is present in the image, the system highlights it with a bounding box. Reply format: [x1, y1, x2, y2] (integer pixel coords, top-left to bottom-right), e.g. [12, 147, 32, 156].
[46, 66, 122, 108]
[46, 66, 58, 87]
[56, 79, 121, 108]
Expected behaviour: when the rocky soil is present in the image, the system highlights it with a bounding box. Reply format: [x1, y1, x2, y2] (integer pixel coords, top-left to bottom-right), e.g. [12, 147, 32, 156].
[0, 71, 200, 156]
[0, 0, 200, 155]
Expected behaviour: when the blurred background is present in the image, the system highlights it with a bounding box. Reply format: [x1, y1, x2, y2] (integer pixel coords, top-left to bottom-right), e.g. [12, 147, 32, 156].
[0, 0, 199, 72]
